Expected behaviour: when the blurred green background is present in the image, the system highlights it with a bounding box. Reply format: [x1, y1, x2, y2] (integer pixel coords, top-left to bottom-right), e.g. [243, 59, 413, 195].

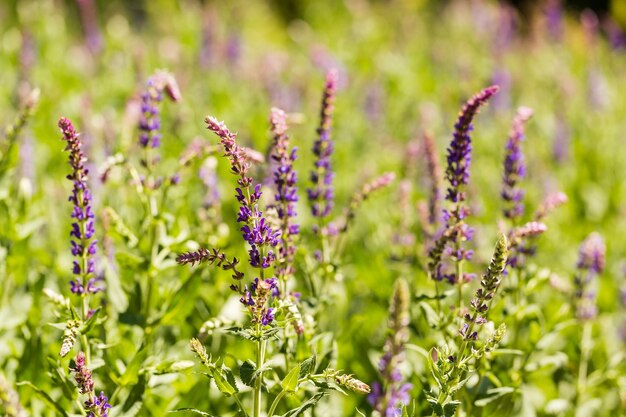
[1, 0, 626, 415]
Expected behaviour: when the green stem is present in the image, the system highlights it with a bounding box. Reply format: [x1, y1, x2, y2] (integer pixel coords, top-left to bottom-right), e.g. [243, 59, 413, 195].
[267, 390, 288, 417]
[253, 330, 267, 417]
[577, 320, 592, 406]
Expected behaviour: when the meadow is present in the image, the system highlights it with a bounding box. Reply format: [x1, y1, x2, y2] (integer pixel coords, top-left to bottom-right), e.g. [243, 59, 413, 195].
[1, 1, 625, 416]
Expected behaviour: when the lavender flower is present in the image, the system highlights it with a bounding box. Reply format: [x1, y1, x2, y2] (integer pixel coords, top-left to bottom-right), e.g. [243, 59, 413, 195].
[502, 106, 533, 221]
[138, 71, 180, 150]
[203, 116, 279, 325]
[269, 108, 299, 285]
[59, 117, 101, 295]
[429, 86, 498, 282]
[534, 191, 568, 220]
[507, 221, 547, 269]
[445, 85, 499, 205]
[574, 233, 605, 320]
[369, 278, 412, 417]
[70, 352, 111, 417]
[545, 0, 563, 42]
[308, 69, 338, 224]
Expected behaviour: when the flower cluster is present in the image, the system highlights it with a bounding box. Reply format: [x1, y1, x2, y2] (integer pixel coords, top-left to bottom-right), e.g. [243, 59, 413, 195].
[138, 70, 180, 149]
[308, 69, 338, 223]
[369, 278, 413, 417]
[269, 107, 299, 283]
[70, 352, 111, 417]
[507, 221, 548, 268]
[459, 235, 508, 341]
[445, 85, 499, 205]
[429, 86, 499, 282]
[206, 116, 279, 270]
[203, 116, 279, 325]
[574, 232, 605, 320]
[502, 107, 533, 221]
[241, 277, 278, 326]
[59, 117, 101, 295]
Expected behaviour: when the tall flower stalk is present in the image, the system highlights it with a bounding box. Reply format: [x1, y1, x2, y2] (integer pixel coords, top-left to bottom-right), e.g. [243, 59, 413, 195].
[428, 86, 498, 308]
[369, 278, 412, 417]
[429, 235, 508, 415]
[269, 107, 299, 296]
[308, 69, 338, 252]
[59, 117, 101, 365]
[574, 233, 605, 408]
[179, 116, 281, 417]
[502, 107, 533, 222]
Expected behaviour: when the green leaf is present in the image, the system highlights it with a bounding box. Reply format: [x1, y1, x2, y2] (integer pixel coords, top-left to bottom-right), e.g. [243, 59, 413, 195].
[79, 307, 102, 334]
[17, 381, 69, 417]
[154, 360, 195, 375]
[443, 401, 461, 417]
[169, 408, 216, 416]
[298, 356, 316, 378]
[239, 360, 256, 387]
[427, 398, 443, 416]
[474, 387, 515, 407]
[281, 392, 326, 417]
[213, 369, 237, 397]
[281, 364, 301, 392]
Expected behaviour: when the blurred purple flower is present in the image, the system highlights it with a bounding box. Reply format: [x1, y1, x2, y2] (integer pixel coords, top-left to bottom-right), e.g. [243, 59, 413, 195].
[269, 108, 299, 282]
[502, 107, 533, 221]
[308, 69, 338, 222]
[574, 233, 605, 320]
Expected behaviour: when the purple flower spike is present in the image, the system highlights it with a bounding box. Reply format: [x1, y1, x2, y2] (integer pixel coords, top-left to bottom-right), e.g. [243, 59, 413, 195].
[574, 233, 605, 320]
[308, 69, 338, 223]
[502, 106, 533, 221]
[205, 116, 279, 324]
[446, 85, 499, 204]
[59, 117, 100, 295]
[138, 71, 180, 150]
[369, 279, 411, 416]
[269, 108, 299, 283]
[429, 86, 498, 282]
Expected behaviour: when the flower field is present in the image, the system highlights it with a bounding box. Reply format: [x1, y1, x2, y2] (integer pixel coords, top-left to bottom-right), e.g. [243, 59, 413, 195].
[1, 1, 625, 416]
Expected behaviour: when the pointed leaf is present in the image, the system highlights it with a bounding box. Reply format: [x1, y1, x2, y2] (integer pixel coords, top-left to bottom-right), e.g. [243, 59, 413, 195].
[17, 381, 69, 417]
[281, 364, 301, 392]
[169, 408, 216, 416]
[298, 356, 316, 378]
[281, 392, 326, 417]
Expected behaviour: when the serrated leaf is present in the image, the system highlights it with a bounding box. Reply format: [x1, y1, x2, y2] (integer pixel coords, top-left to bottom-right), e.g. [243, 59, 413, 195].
[240, 360, 256, 387]
[169, 408, 216, 416]
[17, 381, 69, 417]
[281, 364, 300, 392]
[281, 392, 326, 417]
[298, 356, 316, 379]
[427, 398, 443, 416]
[443, 401, 460, 417]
